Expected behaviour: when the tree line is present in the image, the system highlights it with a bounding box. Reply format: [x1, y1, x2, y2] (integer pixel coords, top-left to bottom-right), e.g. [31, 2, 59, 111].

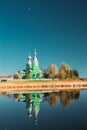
[14, 63, 79, 80]
[43, 63, 79, 80]
[7, 90, 80, 107]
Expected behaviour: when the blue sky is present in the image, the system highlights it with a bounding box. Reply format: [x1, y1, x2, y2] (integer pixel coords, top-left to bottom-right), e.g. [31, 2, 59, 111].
[0, 0, 87, 77]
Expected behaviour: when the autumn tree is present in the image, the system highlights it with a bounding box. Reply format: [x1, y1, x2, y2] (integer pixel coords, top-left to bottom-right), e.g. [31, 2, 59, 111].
[48, 64, 58, 79]
[59, 70, 66, 79]
[59, 63, 71, 79]
[13, 72, 20, 79]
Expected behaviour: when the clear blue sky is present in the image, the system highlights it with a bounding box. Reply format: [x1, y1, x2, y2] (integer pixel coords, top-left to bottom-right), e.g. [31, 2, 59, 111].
[0, 0, 87, 78]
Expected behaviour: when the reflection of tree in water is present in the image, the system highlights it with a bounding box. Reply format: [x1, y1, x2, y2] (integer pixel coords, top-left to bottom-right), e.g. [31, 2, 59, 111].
[43, 91, 80, 107]
[4, 91, 80, 108]
[73, 91, 80, 100]
[60, 91, 80, 108]
[49, 92, 59, 106]
[60, 92, 73, 107]
[13, 94, 22, 101]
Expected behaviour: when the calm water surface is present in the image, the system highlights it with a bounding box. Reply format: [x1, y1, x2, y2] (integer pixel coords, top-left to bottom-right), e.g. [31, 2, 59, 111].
[0, 90, 87, 130]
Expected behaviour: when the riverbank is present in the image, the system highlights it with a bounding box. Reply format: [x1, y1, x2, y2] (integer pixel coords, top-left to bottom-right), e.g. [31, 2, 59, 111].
[0, 80, 87, 93]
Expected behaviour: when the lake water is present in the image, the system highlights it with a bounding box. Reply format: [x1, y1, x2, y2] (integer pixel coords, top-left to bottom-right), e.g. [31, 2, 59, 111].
[0, 90, 87, 130]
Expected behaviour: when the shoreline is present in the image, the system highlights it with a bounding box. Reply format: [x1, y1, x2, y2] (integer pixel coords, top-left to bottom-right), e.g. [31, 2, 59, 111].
[0, 80, 87, 93]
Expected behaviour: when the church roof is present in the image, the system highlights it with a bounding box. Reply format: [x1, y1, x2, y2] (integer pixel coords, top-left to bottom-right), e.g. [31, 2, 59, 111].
[33, 50, 39, 63]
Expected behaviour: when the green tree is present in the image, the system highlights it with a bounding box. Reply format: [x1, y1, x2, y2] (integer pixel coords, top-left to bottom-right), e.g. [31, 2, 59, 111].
[42, 69, 49, 78]
[70, 70, 79, 79]
[72, 70, 79, 78]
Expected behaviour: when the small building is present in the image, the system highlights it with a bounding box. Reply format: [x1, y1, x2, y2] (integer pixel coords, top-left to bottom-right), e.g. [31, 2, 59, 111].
[20, 50, 43, 79]
[0, 76, 13, 82]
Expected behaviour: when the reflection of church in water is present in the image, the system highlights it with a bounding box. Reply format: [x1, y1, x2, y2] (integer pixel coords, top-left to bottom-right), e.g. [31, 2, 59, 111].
[20, 92, 43, 125]
[7, 90, 80, 125]
[28, 93, 43, 125]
